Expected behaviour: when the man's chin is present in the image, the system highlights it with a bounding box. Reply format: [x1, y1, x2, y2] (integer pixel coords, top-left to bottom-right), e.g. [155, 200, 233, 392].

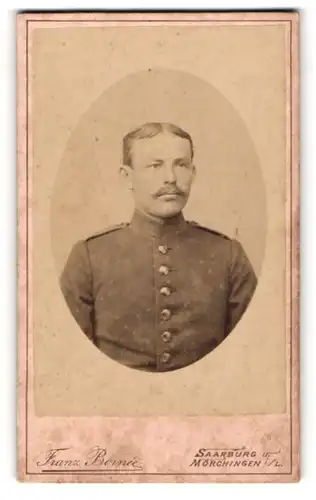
[154, 201, 184, 219]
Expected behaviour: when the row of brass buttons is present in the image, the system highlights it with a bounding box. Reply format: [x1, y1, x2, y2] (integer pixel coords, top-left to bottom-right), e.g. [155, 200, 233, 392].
[157, 245, 173, 363]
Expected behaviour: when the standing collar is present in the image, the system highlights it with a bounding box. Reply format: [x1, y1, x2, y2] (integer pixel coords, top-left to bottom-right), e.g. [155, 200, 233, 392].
[129, 209, 188, 238]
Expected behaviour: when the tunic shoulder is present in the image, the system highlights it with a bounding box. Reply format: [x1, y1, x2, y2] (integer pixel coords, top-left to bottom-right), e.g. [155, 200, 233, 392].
[85, 222, 129, 242]
[187, 221, 231, 241]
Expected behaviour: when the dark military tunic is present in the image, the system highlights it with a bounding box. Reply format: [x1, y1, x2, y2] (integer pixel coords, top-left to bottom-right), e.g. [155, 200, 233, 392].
[60, 210, 257, 372]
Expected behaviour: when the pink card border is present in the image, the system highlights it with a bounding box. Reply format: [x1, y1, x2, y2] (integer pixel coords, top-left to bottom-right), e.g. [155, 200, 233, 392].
[17, 11, 300, 483]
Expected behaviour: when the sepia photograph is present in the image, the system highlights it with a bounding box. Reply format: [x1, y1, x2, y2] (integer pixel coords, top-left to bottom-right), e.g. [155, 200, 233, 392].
[17, 11, 299, 483]
[60, 120, 258, 372]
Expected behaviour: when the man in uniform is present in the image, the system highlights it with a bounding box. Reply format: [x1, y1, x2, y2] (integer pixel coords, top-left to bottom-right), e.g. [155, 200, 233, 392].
[60, 122, 257, 372]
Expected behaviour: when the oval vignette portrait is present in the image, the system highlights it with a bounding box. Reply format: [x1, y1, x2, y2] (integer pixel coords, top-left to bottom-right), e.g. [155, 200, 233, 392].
[50, 69, 267, 373]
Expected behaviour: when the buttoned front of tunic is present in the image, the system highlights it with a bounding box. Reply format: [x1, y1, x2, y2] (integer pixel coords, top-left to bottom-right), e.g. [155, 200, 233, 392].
[60, 211, 257, 372]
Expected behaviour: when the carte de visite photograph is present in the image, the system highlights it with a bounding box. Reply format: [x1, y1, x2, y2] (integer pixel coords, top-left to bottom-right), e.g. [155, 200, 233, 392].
[17, 11, 299, 483]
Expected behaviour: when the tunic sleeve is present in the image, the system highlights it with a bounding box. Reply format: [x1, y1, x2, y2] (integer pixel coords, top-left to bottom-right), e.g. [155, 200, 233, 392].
[226, 239, 258, 335]
[59, 240, 95, 342]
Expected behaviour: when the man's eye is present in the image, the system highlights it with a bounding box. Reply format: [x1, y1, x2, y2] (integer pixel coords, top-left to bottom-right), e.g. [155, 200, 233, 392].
[148, 163, 162, 168]
[177, 162, 188, 168]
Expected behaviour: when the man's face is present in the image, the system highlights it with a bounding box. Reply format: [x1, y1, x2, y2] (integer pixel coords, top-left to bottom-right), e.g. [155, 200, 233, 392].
[122, 132, 196, 219]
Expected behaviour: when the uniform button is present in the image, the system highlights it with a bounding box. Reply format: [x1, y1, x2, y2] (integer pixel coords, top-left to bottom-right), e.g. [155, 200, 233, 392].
[161, 331, 172, 342]
[158, 244, 168, 254]
[160, 308, 171, 321]
[160, 286, 171, 297]
[160, 352, 171, 363]
[159, 265, 169, 276]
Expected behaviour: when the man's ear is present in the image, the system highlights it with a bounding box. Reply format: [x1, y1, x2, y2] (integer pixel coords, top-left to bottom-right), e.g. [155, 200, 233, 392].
[119, 165, 133, 191]
[192, 164, 196, 179]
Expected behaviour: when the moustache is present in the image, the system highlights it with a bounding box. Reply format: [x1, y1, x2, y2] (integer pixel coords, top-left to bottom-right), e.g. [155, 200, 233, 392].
[154, 186, 185, 198]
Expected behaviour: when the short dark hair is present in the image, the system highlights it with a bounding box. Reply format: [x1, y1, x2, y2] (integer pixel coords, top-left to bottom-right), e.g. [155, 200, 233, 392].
[122, 122, 194, 167]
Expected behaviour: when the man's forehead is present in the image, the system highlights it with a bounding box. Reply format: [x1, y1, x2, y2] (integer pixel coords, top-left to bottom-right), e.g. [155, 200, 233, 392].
[131, 132, 192, 159]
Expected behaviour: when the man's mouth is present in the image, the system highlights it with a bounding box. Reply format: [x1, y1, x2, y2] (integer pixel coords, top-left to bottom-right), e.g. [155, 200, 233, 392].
[159, 192, 180, 197]
[157, 193, 182, 202]
[155, 188, 183, 198]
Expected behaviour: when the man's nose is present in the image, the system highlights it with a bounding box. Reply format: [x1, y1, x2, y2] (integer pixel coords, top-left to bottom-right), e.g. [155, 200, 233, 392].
[163, 164, 176, 183]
